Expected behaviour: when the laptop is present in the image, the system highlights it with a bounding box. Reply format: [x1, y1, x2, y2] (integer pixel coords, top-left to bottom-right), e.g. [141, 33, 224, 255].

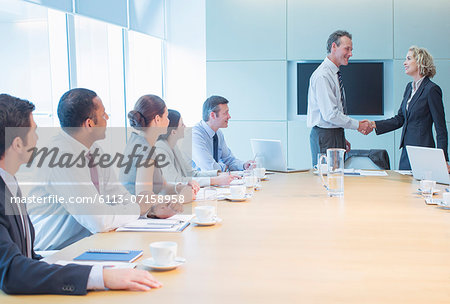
[250, 139, 309, 173]
[406, 145, 450, 184]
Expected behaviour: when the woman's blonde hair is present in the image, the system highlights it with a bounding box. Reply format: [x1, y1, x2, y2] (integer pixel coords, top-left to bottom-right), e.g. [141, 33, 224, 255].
[409, 46, 436, 78]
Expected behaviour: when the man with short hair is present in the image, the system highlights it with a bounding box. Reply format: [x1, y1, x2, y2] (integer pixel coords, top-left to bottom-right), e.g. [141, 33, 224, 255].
[307, 30, 372, 166]
[0, 93, 162, 294]
[29, 88, 153, 250]
[192, 95, 254, 171]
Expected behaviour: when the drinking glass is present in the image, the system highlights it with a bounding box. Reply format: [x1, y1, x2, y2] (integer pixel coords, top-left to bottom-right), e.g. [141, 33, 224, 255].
[319, 148, 345, 197]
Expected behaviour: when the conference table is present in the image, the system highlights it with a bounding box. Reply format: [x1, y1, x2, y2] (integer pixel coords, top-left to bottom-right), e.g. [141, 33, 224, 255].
[2, 171, 450, 303]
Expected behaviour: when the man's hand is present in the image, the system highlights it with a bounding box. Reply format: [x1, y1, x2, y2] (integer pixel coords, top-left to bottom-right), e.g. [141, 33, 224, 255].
[150, 203, 179, 218]
[345, 139, 351, 153]
[103, 268, 162, 291]
[243, 160, 256, 170]
[358, 120, 373, 135]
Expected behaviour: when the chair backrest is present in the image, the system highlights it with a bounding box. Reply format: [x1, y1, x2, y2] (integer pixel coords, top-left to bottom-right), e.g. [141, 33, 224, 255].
[344, 149, 390, 170]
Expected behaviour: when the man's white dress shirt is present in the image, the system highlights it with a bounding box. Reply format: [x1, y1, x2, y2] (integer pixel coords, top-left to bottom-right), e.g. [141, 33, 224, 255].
[307, 57, 359, 130]
[29, 131, 140, 251]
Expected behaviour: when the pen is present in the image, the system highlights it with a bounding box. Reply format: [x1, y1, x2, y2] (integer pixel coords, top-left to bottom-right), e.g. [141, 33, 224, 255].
[87, 249, 130, 254]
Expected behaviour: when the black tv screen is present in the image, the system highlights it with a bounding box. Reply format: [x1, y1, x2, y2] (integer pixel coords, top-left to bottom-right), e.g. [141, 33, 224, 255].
[297, 62, 383, 115]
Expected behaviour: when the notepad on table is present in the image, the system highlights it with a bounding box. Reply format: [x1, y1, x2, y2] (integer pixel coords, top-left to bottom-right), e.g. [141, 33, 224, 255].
[74, 250, 143, 262]
[116, 214, 193, 232]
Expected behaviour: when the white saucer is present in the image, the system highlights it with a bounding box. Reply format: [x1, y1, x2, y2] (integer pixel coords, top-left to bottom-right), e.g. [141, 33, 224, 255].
[436, 200, 450, 209]
[418, 188, 440, 195]
[141, 257, 186, 270]
[260, 175, 269, 181]
[191, 216, 223, 226]
[225, 194, 251, 202]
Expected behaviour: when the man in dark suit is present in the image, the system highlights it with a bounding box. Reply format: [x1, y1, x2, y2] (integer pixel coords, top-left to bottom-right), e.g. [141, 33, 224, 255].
[0, 94, 162, 294]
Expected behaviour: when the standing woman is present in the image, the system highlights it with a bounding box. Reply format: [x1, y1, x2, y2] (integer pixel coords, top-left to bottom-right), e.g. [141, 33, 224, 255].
[370, 46, 448, 170]
[119, 95, 198, 218]
[155, 109, 238, 187]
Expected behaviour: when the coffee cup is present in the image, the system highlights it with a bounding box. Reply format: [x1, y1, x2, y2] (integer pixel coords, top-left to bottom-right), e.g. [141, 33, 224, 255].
[443, 192, 450, 206]
[149, 241, 177, 266]
[195, 205, 215, 222]
[254, 167, 266, 179]
[230, 185, 246, 199]
[244, 175, 257, 187]
[314, 163, 328, 174]
[420, 180, 435, 193]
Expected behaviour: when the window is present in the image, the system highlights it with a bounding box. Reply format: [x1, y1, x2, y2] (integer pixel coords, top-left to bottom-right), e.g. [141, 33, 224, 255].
[73, 15, 125, 127]
[125, 30, 164, 122]
[0, 0, 68, 126]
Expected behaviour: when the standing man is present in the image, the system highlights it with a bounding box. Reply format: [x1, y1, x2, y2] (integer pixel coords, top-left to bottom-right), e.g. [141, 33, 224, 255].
[307, 30, 372, 166]
[192, 95, 254, 171]
[0, 94, 161, 294]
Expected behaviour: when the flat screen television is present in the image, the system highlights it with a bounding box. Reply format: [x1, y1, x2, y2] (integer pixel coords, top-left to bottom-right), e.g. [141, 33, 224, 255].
[297, 62, 383, 115]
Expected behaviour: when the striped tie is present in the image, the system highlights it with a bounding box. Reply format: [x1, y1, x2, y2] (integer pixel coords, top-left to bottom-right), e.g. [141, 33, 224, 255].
[337, 71, 347, 114]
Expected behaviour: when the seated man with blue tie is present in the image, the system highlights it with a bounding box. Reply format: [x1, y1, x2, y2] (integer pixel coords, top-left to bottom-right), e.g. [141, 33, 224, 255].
[0, 94, 162, 294]
[29, 88, 154, 251]
[192, 95, 254, 171]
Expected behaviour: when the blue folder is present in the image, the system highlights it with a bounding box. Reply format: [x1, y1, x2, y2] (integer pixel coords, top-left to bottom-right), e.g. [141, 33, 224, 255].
[74, 250, 143, 262]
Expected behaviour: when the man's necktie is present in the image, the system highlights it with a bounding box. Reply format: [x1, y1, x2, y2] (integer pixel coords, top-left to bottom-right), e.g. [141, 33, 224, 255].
[87, 152, 100, 192]
[16, 186, 32, 258]
[337, 71, 348, 114]
[213, 133, 219, 162]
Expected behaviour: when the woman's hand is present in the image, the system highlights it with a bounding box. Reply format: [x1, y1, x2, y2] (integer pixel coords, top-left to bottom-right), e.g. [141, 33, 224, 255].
[211, 174, 239, 186]
[188, 180, 200, 194]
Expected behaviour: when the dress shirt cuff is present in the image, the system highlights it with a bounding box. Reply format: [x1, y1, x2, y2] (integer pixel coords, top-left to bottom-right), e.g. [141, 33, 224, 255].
[87, 264, 105, 290]
[349, 119, 359, 130]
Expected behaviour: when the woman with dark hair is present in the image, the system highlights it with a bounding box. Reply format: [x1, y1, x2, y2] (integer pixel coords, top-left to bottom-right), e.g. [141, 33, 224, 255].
[119, 95, 198, 218]
[155, 109, 237, 187]
[369, 46, 448, 170]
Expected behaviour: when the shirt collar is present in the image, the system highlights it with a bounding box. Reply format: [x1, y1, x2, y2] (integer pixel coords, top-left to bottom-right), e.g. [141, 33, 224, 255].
[324, 57, 340, 74]
[0, 167, 18, 196]
[413, 76, 425, 91]
[200, 120, 216, 138]
[59, 130, 100, 155]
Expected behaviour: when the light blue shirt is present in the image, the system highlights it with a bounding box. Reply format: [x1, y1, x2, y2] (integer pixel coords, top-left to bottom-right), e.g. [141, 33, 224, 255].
[192, 120, 244, 171]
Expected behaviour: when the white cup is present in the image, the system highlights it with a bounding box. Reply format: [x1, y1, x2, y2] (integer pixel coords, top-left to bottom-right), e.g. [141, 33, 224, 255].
[314, 163, 328, 174]
[195, 205, 215, 222]
[254, 167, 266, 179]
[420, 180, 435, 193]
[149, 241, 177, 266]
[443, 192, 450, 206]
[244, 175, 257, 187]
[230, 185, 246, 199]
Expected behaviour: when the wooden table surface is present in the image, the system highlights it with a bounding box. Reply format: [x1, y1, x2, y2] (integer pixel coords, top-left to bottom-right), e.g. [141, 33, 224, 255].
[2, 171, 450, 303]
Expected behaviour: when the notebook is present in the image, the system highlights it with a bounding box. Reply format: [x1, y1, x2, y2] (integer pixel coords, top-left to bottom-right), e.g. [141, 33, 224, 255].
[74, 250, 143, 262]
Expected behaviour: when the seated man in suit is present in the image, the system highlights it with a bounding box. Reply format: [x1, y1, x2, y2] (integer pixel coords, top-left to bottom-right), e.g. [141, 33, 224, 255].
[192, 95, 254, 171]
[29, 88, 154, 250]
[0, 94, 162, 294]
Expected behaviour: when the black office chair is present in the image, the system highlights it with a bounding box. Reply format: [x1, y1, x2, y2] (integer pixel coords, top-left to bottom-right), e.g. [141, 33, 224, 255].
[344, 149, 390, 170]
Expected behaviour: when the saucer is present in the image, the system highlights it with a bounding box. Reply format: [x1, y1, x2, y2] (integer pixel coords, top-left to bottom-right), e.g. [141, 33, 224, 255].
[191, 216, 223, 226]
[418, 188, 440, 195]
[260, 175, 269, 181]
[225, 193, 251, 202]
[141, 257, 186, 271]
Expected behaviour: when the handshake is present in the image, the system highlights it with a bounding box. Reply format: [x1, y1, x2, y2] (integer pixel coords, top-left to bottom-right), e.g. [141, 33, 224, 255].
[358, 120, 376, 135]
